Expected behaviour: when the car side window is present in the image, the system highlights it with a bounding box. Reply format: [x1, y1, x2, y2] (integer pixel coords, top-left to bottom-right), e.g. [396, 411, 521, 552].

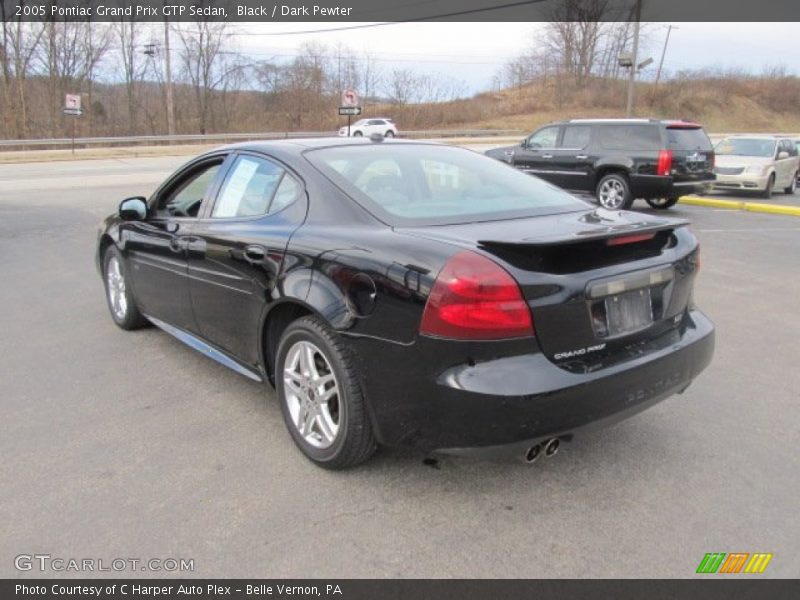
[212, 156, 296, 219]
[598, 125, 661, 151]
[157, 161, 222, 218]
[527, 126, 559, 149]
[269, 174, 302, 214]
[561, 125, 592, 149]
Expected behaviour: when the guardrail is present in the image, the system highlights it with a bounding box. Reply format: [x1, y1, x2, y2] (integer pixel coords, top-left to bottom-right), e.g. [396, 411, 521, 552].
[0, 129, 527, 151]
[3, 130, 797, 153]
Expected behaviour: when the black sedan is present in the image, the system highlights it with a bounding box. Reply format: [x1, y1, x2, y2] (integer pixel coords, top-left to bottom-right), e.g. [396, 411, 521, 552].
[97, 138, 714, 469]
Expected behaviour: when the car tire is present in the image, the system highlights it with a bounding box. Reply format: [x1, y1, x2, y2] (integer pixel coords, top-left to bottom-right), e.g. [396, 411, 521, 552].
[352, 131, 363, 137]
[645, 196, 680, 209]
[103, 246, 148, 330]
[762, 174, 775, 199]
[384, 130, 395, 138]
[596, 173, 634, 210]
[783, 173, 797, 194]
[276, 316, 376, 469]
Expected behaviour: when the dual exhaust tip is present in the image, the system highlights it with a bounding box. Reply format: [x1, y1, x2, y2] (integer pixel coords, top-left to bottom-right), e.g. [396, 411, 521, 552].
[524, 438, 561, 464]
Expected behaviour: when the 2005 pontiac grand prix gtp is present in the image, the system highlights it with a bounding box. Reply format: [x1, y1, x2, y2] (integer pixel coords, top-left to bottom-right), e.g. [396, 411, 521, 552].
[96, 137, 714, 469]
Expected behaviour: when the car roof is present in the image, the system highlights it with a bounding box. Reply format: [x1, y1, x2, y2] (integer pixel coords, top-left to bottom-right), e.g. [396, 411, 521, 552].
[214, 136, 424, 156]
[563, 118, 706, 127]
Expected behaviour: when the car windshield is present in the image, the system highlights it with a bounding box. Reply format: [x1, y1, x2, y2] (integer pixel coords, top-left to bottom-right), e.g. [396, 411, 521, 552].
[305, 144, 587, 226]
[716, 138, 777, 158]
[353, 119, 368, 126]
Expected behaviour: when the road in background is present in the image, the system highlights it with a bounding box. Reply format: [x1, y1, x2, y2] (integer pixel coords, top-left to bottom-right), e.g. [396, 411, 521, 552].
[1, 157, 799, 578]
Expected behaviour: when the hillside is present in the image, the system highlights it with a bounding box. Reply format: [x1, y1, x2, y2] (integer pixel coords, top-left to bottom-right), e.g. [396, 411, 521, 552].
[376, 75, 800, 134]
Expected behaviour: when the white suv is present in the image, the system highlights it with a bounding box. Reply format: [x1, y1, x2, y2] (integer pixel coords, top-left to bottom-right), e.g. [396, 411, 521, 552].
[338, 118, 398, 138]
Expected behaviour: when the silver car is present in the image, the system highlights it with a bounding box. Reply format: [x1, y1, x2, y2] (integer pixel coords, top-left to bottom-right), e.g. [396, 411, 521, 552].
[713, 136, 799, 198]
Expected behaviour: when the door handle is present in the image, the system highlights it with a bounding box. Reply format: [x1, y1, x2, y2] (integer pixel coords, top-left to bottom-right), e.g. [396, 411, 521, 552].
[542, 154, 553, 159]
[169, 238, 189, 252]
[244, 245, 266, 263]
[575, 155, 589, 159]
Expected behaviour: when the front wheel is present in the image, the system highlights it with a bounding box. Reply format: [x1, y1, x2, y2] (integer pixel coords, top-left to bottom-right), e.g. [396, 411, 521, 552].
[645, 197, 680, 209]
[103, 246, 148, 330]
[276, 316, 376, 469]
[762, 174, 775, 199]
[352, 130, 363, 137]
[783, 173, 797, 194]
[596, 173, 634, 210]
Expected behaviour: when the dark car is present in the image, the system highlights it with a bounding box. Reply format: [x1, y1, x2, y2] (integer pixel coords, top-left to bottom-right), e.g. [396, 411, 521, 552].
[97, 138, 714, 469]
[486, 119, 716, 210]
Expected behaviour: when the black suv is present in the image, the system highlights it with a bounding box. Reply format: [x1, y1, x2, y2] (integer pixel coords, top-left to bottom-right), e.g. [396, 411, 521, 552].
[486, 119, 716, 210]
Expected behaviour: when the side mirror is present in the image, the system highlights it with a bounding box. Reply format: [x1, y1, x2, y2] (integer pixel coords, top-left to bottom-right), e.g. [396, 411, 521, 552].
[778, 151, 789, 159]
[119, 196, 148, 221]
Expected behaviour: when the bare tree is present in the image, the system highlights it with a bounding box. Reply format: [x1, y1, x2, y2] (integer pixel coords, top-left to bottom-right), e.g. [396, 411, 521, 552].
[0, 7, 44, 138]
[38, 12, 110, 136]
[386, 68, 419, 106]
[544, 0, 610, 86]
[175, 18, 243, 134]
[360, 53, 382, 107]
[112, 20, 149, 134]
[278, 42, 329, 128]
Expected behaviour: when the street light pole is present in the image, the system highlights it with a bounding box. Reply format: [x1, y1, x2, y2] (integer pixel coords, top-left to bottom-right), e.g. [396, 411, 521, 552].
[654, 24, 677, 91]
[625, 0, 643, 117]
[164, 20, 175, 136]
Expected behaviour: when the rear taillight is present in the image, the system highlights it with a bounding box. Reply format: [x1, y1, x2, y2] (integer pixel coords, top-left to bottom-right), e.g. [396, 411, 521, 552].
[606, 233, 656, 246]
[657, 150, 673, 176]
[420, 251, 534, 340]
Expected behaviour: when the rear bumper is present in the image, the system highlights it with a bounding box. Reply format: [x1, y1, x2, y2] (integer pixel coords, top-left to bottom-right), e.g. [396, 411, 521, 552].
[630, 174, 714, 198]
[349, 310, 714, 454]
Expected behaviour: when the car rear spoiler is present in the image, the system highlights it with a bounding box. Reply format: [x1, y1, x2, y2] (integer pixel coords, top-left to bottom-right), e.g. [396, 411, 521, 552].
[478, 214, 689, 249]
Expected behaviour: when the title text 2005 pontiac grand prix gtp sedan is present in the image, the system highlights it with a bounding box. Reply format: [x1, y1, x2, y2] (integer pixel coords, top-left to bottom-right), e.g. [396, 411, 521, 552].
[96, 138, 714, 469]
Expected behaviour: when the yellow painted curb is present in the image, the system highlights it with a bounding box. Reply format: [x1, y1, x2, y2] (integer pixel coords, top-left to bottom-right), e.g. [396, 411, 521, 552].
[742, 202, 800, 216]
[679, 196, 800, 217]
[679, 197, 745, 210]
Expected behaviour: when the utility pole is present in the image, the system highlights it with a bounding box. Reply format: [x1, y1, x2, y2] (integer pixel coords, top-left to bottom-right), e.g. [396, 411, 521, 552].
[164, 20, 175, 136]
[653, 24, 677, 91]
[625, 0, 642, 117]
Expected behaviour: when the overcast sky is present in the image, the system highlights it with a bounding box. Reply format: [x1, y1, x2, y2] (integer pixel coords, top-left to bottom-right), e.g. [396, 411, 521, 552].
[226, 22, 798, 95]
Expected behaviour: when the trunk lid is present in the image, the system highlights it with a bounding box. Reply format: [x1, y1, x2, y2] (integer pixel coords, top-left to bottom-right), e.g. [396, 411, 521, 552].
[400, 208, 698, 371]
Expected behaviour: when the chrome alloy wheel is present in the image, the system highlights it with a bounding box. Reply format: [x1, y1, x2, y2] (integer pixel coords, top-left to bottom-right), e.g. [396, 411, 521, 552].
[283, 341, 341, 448]
[598, 178, 626, 209]
[106, 256, 128, 320]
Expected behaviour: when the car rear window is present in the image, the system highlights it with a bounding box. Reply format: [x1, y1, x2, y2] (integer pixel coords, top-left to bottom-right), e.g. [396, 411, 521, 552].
[596, 124, 662, 151]
[666, 127, 713, 151]
[305, 144, 587, 226]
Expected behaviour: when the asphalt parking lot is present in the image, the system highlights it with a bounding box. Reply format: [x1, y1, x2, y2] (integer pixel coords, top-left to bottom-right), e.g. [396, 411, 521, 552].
[1, 155, 799, 578]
